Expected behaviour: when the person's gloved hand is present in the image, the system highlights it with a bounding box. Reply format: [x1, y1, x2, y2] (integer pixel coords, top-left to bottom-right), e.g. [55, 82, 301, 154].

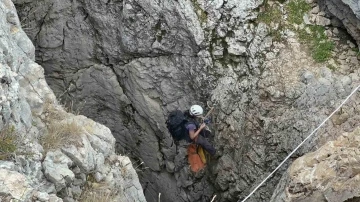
[204, 118, 211, 124]
[199, 123, 206, 130]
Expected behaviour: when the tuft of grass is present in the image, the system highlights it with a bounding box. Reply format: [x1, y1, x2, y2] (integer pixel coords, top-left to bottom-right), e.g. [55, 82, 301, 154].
[43, 99, 67, 121]
[312, 41, 335, 62]
[258, 4, 283, 25]
[0, 125, 17, 160]
[298, 25, 335, 62]
[286, 0, 311, 25]
[40, 121, 83, 152]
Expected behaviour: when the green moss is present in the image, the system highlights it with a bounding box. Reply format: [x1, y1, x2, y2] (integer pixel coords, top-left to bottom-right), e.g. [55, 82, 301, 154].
[257, 0, 311, 42]
[286, 0, 311, 25]
[256, 0, 333, 63]
[258, 4, 282, 25]
[257, 2, 285, 42]
[312, 41, 335, 62]
[298, 25, 335, 62]
[352, 48, 360, 57]
[269, 29, 283, 42]
[87, 174, 96, 183]
[327, 64, 337, 71]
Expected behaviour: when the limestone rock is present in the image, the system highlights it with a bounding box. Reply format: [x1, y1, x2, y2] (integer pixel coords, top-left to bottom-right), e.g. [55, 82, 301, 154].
[11, 0, 360, 201]
[0, 1, 146, 201]
[43, 150, 75, 191]
[320, 0, 360, 47]
[0, 168, 33, 200]
[105, 155, 147, 202]
[316, 15, 331, 26]
[61, 132, 97, 173]
[271, 128, 360, 202]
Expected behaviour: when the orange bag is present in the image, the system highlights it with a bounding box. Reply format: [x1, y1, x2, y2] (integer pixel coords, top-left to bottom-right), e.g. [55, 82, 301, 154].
[187, 144, 205, 172]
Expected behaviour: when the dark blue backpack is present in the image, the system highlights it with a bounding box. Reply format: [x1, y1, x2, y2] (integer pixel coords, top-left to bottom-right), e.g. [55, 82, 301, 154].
[166, 110, 188, 141]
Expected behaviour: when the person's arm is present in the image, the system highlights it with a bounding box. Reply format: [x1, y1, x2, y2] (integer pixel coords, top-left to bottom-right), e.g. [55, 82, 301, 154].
[189, 123, 206, 140]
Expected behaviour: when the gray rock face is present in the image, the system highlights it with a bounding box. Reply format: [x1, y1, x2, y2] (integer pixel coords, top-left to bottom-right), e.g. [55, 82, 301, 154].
[319, 0, 360, 47]
[43, 150, 75, 191]
[271, 127, 360, 202]
[0, 0, 146, 201]
[11, 0, 360, 202]
[0, 168, 33, 200]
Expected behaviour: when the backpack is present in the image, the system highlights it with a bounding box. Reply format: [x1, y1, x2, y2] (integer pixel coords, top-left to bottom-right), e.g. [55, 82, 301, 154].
[166, 110, 188, 141]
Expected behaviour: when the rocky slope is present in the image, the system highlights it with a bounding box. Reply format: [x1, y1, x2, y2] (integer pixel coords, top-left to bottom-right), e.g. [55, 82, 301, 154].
[271, 127, 360, 202]
[0, 0, 145, 201]
[11, 0, 360, 201]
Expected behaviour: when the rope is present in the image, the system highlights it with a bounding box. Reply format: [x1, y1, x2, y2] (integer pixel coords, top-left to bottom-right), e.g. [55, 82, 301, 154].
[240, 84, 360, 202]
[210, 195, 217, 202]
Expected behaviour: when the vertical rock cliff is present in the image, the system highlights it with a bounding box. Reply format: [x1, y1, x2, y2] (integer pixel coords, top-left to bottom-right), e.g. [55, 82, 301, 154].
[11, 0, 360, 201]
[0, 0, 146, 201]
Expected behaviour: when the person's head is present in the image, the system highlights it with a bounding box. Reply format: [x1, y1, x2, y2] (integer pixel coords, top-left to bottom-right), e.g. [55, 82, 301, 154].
[189, 105, 203, 117]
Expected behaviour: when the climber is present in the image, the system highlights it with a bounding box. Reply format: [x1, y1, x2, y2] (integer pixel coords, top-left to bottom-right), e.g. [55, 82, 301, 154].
[184, 105, 216, 156]
[166, 105, 216, 156]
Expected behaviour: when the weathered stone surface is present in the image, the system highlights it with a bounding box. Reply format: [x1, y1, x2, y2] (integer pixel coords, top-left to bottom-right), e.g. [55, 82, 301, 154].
[0, 168, 33, 200]
[316, 15, 331, 26]
[0, 1, 146, 201]
[105, 155, 147, 202]
[319, 0, 360, 47]
[61, 135, 96, 173]
[271, 128, 360, 202]
[43, 150, 75, 191]
[33, 191, 63, 202]
[11, 0, 360, 202]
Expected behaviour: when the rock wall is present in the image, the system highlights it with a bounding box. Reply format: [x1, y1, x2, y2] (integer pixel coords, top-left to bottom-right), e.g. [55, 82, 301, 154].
[271, 127, 360, 202]
[0, 0, 145, 201]
[319, 0, 360, 47]
[11, 0, 360, 202]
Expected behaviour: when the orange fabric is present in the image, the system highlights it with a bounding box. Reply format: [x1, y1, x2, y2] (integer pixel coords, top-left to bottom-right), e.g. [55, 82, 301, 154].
[187, 144, 205, 172]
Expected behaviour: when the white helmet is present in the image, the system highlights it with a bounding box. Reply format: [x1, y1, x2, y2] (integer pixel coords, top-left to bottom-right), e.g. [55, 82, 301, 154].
[189, 105, 203, 116]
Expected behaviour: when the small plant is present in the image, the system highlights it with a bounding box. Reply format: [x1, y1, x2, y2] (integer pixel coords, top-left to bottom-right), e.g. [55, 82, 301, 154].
[43, 98, 67, 121]
[352, 47, 360, 57]
[86, 174, 97, 183]
[40, 121, 83, 152]
[0, 125, 17, 160]
[327, 64, 337, 71]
